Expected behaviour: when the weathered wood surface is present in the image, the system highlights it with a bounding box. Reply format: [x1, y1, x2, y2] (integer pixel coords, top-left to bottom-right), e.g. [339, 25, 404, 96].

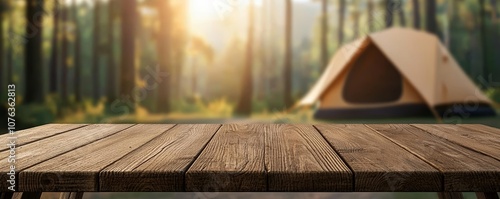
[315, 124, 441, 191]
[185, 124, 267, 192]
[368, 124, 500, 192]
[100, 124, 221, 191]
[413, 124, 500, 161]
[2, 124, 499, 192]
[20, 124, 175, 191]
[0, 124, 134, 191]
[266, 124, 352, 191]
[0, 124, 88, 152]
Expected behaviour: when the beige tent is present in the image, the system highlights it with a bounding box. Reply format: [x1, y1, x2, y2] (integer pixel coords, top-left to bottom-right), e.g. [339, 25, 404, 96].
[298, 28, 496, 119]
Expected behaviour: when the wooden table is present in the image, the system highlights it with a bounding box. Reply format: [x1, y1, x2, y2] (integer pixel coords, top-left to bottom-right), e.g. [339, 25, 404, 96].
[1, 124, 500, 199]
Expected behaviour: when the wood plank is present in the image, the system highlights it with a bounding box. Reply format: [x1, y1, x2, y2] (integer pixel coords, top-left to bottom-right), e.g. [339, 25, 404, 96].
[185, 124, 266, 192]
[315, 124, 441, 191]
[266, 124, 352, 191]
[412, 124, 500, 161]
[0, 124, 134, 192]
[0, 124, 88, 152]
[100, 124, 221, 191]
[368, 124, 500, 192]
[19, 124, 175, 192]
[458, 124, 500, 139]
[476, 192, 500, 199]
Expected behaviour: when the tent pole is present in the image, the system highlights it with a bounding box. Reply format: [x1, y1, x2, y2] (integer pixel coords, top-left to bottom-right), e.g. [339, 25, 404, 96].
[430, 107, 444, 123]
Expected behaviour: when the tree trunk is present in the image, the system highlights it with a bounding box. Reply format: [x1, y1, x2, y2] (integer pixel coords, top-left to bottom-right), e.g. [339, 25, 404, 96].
[354, 13, 360, 38]
[107, 0, 116, 103]
[338, 0, 345, 45]
[0, 10, 4, 93]
[73, 0, 82, 102]
[385, 0, 394, 27]
[491, 0, 498, 20]
[479, 0, 490, 83]
[413, 0, 421, 28]
[7, 9, 13, 84]
[398, 3, 407, 26]
[49, 1, 59, 94]
[320, 0, 328, 70]
[368, 0, 375, 32]
[259, 0, 269, 100]
[191, 61, 196, 95]
[235, 1, 255, 114]
[449, 0, 460, 54]
[61, 2, 68, 106]
[25, 0, 44, 103]
[93, 1, 101, 104]
[425, 0, 438, 35]
[120, 0, 137, 111]
[283, 0, 293, 108]
[492, 0, 500, 81]
[156, 0, 171, 113]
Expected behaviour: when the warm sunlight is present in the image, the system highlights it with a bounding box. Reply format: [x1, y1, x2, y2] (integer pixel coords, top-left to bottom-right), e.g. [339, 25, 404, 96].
[188, 0, 263, 22]
[189, 0, 221, 22]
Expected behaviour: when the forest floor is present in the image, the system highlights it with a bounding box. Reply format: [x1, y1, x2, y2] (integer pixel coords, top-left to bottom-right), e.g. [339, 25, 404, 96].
[57, 109, 500, 127]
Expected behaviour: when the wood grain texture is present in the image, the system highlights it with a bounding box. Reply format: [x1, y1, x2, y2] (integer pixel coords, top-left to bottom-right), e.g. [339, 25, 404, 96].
[0, 124, 88, 152]
[368, 124, 500, 192]
[0, 124, 134, 192]
[458, 124, 500, 135]
[315, 124, 441, 191]
[100, 124, 221, 191]
[19, 124, 175, 192]
[266, 124, 352, 191]
[413, 124, 500, 161]
[186, 124, 266, 192]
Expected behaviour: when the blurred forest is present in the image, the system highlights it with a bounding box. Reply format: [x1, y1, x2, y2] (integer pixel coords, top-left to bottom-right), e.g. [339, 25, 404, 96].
[0, 0, 499, 130]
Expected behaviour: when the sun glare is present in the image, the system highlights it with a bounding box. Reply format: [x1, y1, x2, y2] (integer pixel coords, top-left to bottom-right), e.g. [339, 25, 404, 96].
[189, 0, 220, 22]
[188, 0, 263, 23]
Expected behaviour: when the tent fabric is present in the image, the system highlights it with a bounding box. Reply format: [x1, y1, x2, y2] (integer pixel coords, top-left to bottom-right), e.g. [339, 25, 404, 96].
[297, 28, 495, 118]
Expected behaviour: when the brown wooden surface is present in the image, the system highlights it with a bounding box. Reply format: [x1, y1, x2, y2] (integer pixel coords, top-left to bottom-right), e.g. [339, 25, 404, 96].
[100, 124, 220, 191]
[19, 124, 175, 191]
[413, 124, 500, 161]
[368, 124, 500, 192]
[0, 124, 87, 152]
[2, 124, 499, 192]
[185, 124, 267, 192]
[266, 124, 352, 191]
[315, 124, 441, 191]
[0, 124, 134, 191]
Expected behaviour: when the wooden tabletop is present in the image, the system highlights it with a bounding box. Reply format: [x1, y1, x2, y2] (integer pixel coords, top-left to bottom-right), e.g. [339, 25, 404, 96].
[1, 124, 500, 192]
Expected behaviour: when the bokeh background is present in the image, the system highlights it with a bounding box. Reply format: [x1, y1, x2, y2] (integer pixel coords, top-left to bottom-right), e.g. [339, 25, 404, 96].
[0, 0, 499, 198]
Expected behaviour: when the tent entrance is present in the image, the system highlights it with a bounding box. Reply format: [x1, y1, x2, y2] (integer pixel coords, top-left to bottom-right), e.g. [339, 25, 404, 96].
[342, 44, 403, 104]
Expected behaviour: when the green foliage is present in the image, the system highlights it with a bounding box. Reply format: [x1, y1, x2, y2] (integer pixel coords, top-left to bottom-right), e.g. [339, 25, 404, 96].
[16, 103, 56, 129]
[172, 96, 234, 117]
[485, 87, 500, 104]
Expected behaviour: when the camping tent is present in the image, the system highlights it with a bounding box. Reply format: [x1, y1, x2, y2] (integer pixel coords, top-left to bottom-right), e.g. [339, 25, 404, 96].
[297, 28, 496, 119]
